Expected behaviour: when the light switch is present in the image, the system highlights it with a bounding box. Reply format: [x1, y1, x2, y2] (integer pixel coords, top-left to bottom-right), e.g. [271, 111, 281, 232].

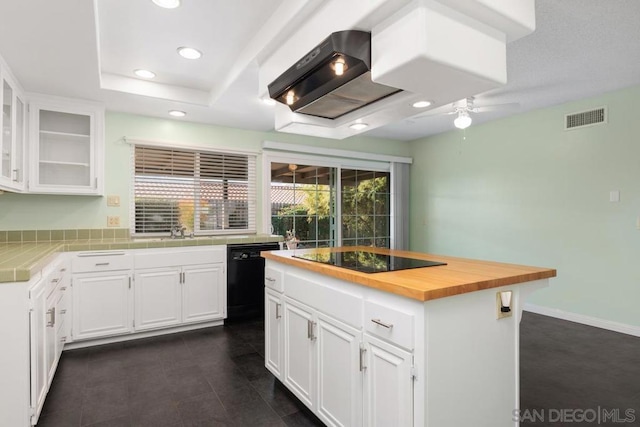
[609, 190, 620, 202]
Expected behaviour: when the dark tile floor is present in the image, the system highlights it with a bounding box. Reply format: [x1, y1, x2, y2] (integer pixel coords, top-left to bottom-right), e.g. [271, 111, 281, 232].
[38, 320, 324, 427]
[38, 313, 640, 427]
[520, 312, 640, 427]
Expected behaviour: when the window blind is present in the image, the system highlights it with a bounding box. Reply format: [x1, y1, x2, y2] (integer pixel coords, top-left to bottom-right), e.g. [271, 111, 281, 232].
[132, 145, 256, 235]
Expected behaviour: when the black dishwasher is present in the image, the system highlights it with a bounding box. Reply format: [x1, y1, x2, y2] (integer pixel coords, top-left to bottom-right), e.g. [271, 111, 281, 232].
[226, 242, 280, 323]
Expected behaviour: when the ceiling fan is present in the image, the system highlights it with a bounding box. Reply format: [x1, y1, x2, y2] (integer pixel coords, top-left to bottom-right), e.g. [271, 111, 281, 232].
[413, 97, 520, 129]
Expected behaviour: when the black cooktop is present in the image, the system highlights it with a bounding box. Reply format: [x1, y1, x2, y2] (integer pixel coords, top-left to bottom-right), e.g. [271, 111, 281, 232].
[293, 251, 446, 273]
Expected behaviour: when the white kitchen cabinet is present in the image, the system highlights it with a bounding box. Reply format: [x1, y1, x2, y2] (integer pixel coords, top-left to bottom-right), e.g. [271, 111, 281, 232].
[133, 247, 226, 329]
[134, 267, 182, 331]
[265, 288, 283, 378]
[0, 65, 26, 192]
[27, 254, 69, 425]
[28, 278, 47, 424]
[182, 264, 224, 323]
[363, 333, 413, 427]
[28, 95, 104, 195]
[316, 312, 363, 427]
[72, 272, 133, 340]
[283, 297, 316, 410]
[282, 296, 364, 427]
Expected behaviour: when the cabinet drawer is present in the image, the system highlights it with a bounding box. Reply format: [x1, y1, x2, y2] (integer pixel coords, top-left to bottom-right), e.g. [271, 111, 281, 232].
[134, 247, 225, 269]
[265, 266, 284, 292]
[364, 300, 414, 350]
[72, 252, 133, 273]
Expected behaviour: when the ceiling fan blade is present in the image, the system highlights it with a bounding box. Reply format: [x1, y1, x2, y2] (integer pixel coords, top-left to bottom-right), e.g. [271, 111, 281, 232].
[412, 110, 457, 120]
[472, 102, 520, 113]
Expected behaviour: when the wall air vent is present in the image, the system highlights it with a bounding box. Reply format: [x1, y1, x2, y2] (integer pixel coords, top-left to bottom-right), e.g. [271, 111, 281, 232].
[565, 107, 607, 130]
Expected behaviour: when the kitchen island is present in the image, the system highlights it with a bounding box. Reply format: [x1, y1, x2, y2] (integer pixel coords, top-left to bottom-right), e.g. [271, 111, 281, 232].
[261, 247, 556, 427]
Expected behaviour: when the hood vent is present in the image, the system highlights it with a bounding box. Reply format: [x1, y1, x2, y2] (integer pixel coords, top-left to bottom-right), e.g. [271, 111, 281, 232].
[565, 107, 607, 130]
[268, 30, 402, 120]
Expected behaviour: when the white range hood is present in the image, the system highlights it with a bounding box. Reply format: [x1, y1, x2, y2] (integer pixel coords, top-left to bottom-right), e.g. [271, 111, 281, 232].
[258, 0, 535, 139]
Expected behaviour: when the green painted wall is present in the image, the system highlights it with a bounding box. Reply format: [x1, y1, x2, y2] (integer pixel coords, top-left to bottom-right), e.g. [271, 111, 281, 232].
[0, 112, 409, 231]
[409, 84, 640, 326]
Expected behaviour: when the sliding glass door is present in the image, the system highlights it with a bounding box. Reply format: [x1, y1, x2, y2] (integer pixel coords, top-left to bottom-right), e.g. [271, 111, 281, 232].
[269, 160, 391, 249]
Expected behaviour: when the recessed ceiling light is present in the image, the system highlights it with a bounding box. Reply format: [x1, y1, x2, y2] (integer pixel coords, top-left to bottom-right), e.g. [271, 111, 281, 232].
[261, 98, 276, 106]
[168, 110, 186, 117]
[177, 47, 202, 59]
[412, 100, 432, 108]
[134, 69, 156, 79]
[152, 0, 180, 9]
[349, 123, 369, 131]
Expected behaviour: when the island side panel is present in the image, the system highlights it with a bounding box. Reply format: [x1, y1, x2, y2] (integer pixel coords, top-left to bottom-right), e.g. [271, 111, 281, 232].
[421, 280, 548, 427]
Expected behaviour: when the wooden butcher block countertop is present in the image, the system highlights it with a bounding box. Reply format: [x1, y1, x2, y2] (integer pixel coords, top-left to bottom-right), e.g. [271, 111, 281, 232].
[261, 247, 556, 302]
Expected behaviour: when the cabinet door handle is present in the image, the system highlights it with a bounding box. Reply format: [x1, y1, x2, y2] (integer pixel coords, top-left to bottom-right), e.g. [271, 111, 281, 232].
[60, 309, 67, 314]
[371, 318, 394, 329]
[51, 278, 59, 283]
[46, 308, 55, 327]
[265, 277, 275, 282]
[60, 268, 66, 272]
[60, 337, 67, 343]
[12, 169, 19, 182]
[128, 277, 131, 289]
[359, 345, 367, 372]
[95, 262, 110, 266]
[307, 320, 316, 341]
[60, 286, 67, 291]
[275, 303, 281, 319]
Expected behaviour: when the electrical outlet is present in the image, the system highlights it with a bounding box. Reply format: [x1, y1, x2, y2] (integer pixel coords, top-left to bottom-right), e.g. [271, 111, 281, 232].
[497, 291, 513, 319]
[107, 195, 121, 207]
[107, 216, 120, 227]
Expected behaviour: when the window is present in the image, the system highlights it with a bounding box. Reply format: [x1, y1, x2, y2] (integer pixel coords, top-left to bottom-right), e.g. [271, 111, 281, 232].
[341, 169, 390, 248]
[132, 145, 256, 236]
[268, 161, 390, 249]
[270, 163, 337, 248]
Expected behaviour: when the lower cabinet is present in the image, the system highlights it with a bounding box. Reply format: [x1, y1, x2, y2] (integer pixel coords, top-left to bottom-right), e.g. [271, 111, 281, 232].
[134, 263, 225, 330]
[29, 278, 48, 423]
[282, 296, 364, 427]
[265, 261, 415, 427]
[134, 267, 182, 331]
[72, 271, 133, 340]
[70, 246, 227, 341]
[265, 288, 283, 377]
[283, 297, 316, 409]
[316, 312, 362, 427]
[182, 264, 224, 323]
[29, 255, 70, 425]
[363, 334, 413, 427]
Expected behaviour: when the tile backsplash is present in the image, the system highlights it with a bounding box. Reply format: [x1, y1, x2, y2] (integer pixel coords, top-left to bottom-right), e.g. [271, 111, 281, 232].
[0, 228, 130, 243]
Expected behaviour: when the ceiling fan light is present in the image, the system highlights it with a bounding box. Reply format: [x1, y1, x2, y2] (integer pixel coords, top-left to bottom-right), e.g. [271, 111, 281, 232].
[168, 110, 186, 117]
[454, 111, 472, 129]
[177, 46, 202, 59]
[152, 0, 180, 8]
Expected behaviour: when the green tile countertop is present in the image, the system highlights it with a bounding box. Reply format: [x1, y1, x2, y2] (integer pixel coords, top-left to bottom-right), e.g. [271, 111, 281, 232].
[0, 235, 283, 283]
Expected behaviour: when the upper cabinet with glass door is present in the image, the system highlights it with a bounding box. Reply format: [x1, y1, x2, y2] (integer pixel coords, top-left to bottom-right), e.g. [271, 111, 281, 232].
[0, 62, 27, 192]
[28, 95, 104, 195]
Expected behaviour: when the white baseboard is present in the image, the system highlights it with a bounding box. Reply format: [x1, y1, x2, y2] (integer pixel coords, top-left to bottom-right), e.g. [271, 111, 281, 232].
[64, 320, 225, 350]
[524, 304, 640, 337]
